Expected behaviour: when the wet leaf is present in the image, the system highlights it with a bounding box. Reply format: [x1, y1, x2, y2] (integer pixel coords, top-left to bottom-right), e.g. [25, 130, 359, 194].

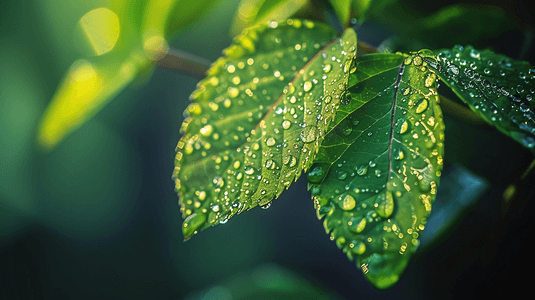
[308, 50, 445, 289]
[173, 20, 357, 239]
[37, 0, 218, 149]
[428, 45, 535, 152]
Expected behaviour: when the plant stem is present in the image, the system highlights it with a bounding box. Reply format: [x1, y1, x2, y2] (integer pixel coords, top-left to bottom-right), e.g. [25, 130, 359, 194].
[439, 95, 488, 126]
[156, 48, 211, 79]
[357, 41, 379, 54]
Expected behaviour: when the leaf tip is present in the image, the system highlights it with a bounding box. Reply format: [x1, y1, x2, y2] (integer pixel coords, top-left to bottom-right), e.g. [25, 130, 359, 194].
[359, 253, 410, 290]
[182, 213, 207, 240]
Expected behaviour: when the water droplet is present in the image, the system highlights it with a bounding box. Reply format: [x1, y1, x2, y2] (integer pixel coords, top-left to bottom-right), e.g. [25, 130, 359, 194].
[260, 202, 271, 209]
[447, 64, 459, 75]
[266, 137, 276, 146]
[416, 99, 428, 114]
[394, 149, 404, 160]
[183, 213, 206, 237]
[323, 64, 332, 73]
[342, 127, 352, 136]
[228, 87, 239, 98]
[282, 120, 292, 129]
[425, 73, 436, 87]
[337, 171, 347, 180]
[308, 165, 325, 183]
[356, 165, 368, 176]
[245, 167, 255, 175]
[341, 92, 351, 105]
[300, 126, 317, 143]
[199, 125, 213, 137]
[469, 48, 480, 59]
[340, 193, 356, 211]
[350, 60, 357, 73]
[351, 241, 366, 255]
[343, 59, 352, 73]
[283, 155, 297, 167]
[374, 191, 394, 218]
[303, 81, 313, 92]
[213, 176, 224, 187]
[399, 120, 409, 134]
[350, 218, 366, 233]
[231, 76, 241, 85]
[265, 159, 275, 169]
[521, 135, 535, 148]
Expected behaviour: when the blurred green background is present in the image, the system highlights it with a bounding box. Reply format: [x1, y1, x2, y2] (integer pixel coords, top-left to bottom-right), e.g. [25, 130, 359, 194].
[1, 0, 534, 299]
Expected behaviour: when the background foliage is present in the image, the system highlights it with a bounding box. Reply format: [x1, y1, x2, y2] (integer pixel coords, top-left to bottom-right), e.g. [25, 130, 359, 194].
[1, 0, 534, 299]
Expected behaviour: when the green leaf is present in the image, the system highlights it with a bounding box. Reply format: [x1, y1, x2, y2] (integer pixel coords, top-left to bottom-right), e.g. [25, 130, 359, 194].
[328, 0, 352, 26]
[173, 20, 357, 239]
[308, 50, 445, 289]
[351, 0, 372, 22]
[231, 0, 308, 36]
[327, 0, 372, 26]
[37, 0, 218, 149]
[428, 45, 535, 152]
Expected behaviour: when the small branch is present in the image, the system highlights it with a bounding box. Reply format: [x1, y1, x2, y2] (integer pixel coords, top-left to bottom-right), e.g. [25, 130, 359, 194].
[357, 41, 379, 54]
[156, 48, 211, 79]
[439, 95, 488, 126]
[158, 40, 380, 78]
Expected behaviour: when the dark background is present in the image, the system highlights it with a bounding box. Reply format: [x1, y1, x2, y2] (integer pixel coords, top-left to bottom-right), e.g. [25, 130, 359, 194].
[1, 0, 534, 299]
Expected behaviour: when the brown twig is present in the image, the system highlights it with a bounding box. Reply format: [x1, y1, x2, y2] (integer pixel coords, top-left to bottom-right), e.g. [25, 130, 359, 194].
[439, 95, 488, 126]
[156, 48, 211, 79]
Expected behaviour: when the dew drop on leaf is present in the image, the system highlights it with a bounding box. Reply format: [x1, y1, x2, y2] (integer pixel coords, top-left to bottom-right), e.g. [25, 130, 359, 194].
[266, 137, 276, 147]
[399, 120, 409, 134]
[340, 193, 356, 211]
[303, 81, 313, 92]
[416, 99, 428, 114]
[282, 120, 292, 129]
[228, 87, 239, 98]
[300, 126, 317, 143]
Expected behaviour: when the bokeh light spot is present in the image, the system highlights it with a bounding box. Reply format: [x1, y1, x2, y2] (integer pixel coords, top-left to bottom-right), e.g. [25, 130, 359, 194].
[78, 7, 120, 56]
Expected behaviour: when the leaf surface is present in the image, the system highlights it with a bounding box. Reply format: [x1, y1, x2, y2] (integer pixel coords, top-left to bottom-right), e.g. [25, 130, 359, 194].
[328, 0, 352, 26]
[428, 45, 535, 152]
[308, 51, 445, 289]
[173, 20, 357, 239]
